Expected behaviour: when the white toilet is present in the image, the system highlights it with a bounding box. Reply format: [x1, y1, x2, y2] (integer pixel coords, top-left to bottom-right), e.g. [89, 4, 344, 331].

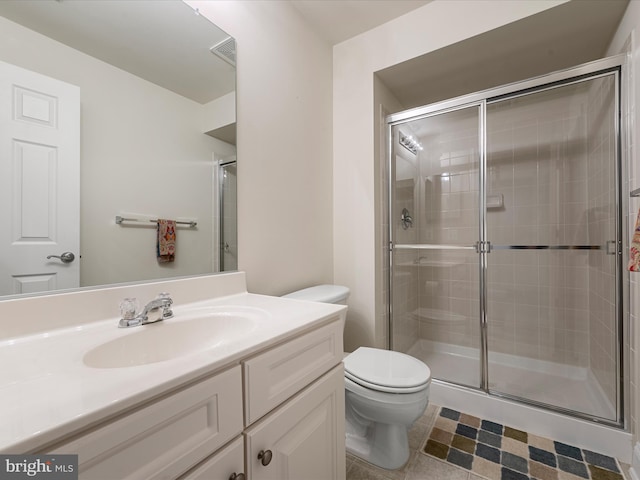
[282, 285, 432, 470]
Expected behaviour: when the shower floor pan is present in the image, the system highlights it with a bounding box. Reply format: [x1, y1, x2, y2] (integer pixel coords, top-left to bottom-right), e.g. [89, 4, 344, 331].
[407, 339, 616, 421]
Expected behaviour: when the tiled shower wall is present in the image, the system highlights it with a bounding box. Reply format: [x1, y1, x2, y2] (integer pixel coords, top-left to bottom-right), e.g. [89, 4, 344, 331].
[417, 121, 480, 350]
[392, 131, 420, 354]
[484, 88, 593, 369]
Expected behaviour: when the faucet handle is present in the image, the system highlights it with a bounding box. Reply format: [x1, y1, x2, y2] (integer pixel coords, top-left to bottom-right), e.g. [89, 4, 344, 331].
[157, 292, 174, 319]
[120, 297, 139, 319]
[119, 298, 141, 328]
[157, 292, 172, 302]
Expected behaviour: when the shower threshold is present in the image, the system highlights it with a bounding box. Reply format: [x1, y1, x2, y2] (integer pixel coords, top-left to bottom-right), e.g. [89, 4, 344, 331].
[407, 339, 616, 421]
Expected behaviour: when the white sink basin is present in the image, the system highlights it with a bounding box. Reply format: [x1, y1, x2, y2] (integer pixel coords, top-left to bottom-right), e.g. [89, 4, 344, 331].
[83, 307, 265, 368]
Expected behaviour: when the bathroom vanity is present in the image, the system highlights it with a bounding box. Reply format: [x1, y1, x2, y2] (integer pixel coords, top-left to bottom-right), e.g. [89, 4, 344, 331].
[0, 272, 346, 479]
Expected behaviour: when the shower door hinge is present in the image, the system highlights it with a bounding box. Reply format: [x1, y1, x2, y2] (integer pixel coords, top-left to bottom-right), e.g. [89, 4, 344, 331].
[475, 241, 492, 254]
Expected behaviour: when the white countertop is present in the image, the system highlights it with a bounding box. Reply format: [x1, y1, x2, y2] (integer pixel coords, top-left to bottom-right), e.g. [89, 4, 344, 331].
[0, 291, 345, 453]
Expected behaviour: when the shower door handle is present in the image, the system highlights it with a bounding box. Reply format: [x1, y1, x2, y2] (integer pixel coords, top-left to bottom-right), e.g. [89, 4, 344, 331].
[475, 241, 492, 254]
[393, 244, 476, 250]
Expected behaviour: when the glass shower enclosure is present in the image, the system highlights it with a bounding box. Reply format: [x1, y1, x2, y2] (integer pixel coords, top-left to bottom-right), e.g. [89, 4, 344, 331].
[387, 56, 624, 425]
[219, 160, 237, 271]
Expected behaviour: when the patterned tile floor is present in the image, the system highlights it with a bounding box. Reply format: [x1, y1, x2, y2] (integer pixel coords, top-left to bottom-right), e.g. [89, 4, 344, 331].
[345, 404, 631, 480]
[424, 407, 624, 480]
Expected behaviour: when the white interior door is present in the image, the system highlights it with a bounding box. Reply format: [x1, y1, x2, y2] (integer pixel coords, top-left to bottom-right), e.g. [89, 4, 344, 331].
[0, 60, 80, 296]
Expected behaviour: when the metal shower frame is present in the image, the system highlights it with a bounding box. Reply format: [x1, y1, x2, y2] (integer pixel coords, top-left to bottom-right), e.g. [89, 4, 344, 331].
[386, 54, 628, 428]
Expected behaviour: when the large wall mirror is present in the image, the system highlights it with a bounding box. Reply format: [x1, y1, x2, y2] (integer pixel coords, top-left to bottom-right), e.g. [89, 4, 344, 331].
[0, 0, 237, 299]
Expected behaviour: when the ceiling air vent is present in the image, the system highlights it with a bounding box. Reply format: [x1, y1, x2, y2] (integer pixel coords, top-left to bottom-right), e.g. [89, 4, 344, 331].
[210, 37, 236, 67]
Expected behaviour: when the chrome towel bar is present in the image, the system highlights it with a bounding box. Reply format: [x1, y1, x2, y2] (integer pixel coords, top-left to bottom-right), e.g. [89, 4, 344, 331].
[115, 215, 197, 228]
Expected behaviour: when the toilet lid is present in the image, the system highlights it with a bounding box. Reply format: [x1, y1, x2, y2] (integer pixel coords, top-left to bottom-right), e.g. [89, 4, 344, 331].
[344, 347, 431, 394]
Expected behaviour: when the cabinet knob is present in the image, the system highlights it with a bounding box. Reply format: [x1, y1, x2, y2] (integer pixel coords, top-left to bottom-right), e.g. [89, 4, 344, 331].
[228, 473, 245, 480]
[258, 449, 273, 466]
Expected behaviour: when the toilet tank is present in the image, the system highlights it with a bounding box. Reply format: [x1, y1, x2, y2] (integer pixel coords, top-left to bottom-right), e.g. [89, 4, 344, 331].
[282, 285, 350, 305]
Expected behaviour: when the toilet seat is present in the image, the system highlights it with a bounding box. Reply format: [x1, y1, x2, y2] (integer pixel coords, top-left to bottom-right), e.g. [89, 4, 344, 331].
[344, 347, 431, 394]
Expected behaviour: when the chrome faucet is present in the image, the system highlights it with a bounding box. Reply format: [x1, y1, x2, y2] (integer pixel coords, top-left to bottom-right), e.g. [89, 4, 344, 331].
[119, 293, 174, 328]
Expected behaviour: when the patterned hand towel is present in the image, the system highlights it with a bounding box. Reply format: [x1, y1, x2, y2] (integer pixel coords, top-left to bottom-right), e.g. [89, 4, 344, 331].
[157, 219, 176, 263]
[629, 209, 640, 271]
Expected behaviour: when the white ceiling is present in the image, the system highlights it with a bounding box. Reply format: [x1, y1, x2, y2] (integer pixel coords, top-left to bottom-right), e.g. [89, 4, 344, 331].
[288, 0, 432, 45]
[288, 0, 629, 110]
[0, 0, 429, 103]
[0, 0, 628, 109]
[0, 0, 432, 104]
[0, 0, 235, 104]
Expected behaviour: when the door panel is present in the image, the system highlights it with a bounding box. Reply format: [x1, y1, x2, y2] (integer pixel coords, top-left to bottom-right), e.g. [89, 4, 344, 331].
[219, 161, 237, 271]
[390, 105, 482, 388]
[485, 74, 619, 420]
[245, 365, 345, 480]
[0, 60, 80, 295]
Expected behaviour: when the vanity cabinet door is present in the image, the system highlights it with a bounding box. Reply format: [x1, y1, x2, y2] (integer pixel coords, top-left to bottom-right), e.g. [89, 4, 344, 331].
[48, 366, 243, 480]
[178, 436, 244, 480]
[245, 364, 346, 480]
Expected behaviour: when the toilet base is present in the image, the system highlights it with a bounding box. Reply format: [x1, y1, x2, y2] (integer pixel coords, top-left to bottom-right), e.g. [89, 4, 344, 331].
[345, 419, 410, 470]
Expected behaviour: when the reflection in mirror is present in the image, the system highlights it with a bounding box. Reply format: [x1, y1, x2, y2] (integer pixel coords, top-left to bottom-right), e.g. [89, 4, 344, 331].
[0, 0, 237, 299]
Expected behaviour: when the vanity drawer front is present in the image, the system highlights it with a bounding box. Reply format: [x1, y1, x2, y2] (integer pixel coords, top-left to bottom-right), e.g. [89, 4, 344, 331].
[49, 365, 243, 480]
[244, 318, 343, 424]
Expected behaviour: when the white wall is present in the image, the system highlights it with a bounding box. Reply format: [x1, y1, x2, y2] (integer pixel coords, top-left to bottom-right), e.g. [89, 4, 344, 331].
[372, 76, 403, 350]
[333, 0, 568, 351]
[0, 16, 236, 287]
[188, 1, 334, 296]
[202, 91, 236, 133]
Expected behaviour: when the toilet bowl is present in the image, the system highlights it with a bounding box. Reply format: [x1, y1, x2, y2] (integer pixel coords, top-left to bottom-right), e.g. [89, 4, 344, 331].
[344, 347, 431, 469]
[282, 285, 432, 470]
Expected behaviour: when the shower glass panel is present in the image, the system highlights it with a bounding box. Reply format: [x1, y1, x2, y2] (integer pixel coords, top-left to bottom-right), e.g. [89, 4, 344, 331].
[219, 161, 237, 271]
[485, 74, 619, 421]
[390, 105, 482, 388]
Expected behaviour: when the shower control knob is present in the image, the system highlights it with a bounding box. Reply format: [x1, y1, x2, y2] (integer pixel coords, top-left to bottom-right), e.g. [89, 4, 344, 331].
[258, 449, 273, 466]
[228, 473, 245, 480]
